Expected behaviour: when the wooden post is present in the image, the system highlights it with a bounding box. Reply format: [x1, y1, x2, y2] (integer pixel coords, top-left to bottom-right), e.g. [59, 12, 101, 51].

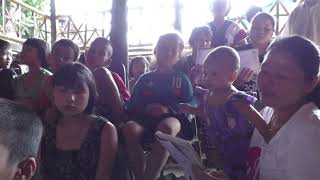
[50, 0, 57, 46]
[110, 0, 128, 85]
[174, 0, 182, 32]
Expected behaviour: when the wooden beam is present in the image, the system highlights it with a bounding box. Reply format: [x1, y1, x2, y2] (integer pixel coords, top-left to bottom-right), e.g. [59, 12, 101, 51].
[50, 0, 57, 45]
[174, 0, 182, 32]
[110, 0, 128, 85]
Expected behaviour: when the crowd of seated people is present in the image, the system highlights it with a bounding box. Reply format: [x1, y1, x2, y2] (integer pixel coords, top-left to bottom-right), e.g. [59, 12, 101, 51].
[0, 0, 319, 180]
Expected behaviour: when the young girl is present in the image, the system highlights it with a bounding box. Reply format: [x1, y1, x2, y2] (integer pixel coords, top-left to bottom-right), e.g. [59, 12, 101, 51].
[235, 12, 275, 98]
[39, 62, 118, 180]
[122, 33, 195, 180]
[180, 46, 256, 180]
[209, 0, 247, 47]
[14, 38, 52, 112]
[129, 56, 150, 92]
[174, 25, 212, 84]
[39, 38, 80, 116]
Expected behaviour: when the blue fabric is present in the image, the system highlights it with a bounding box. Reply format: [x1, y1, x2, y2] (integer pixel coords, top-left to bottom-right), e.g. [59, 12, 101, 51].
[127, 71, 195, 114]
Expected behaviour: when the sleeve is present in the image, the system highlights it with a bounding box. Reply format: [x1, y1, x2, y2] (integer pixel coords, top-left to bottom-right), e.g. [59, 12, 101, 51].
[111, 72, 131, 101]
[287, 121, 320, 180]
[226, 22, 247, 46]
[126, 75, 144, 114]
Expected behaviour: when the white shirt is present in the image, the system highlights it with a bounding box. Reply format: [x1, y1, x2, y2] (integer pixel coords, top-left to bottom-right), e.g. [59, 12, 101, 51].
[282, 2, 320, 46]
[250, 103, 320, 180]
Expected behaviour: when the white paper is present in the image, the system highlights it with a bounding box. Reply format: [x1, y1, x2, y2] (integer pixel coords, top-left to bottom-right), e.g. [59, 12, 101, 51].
[155, 131, 203, 179]
[238, 48, 260, 73]
[196, 48, 214, 65]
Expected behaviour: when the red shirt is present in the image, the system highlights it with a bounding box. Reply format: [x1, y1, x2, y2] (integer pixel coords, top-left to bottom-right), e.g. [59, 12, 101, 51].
[111, 72, 130, 101]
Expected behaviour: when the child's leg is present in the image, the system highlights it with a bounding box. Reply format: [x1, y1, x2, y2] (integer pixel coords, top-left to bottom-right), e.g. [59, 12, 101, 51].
[143, 117, 181, 180]
[122, 121, 145, 180]
[92, 67, 125, 126]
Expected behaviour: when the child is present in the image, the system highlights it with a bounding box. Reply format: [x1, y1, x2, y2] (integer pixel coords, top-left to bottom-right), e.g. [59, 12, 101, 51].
[38, 39, 80, 116]
[85, 37, 130, 101]
[209, 0, 247, 47]
[235, 13, 275, 99]
[85, 37, 128, 126]
[0, 99, 43, 180]
[38, 62, 118, 180]
[0, 39, 16, 99]
[174, 25, 212, 84]
[14, 38, 52, 112]
[122, 33, 195, 180]
[129, 56, 150, 92]
[180, 46, 256, 180]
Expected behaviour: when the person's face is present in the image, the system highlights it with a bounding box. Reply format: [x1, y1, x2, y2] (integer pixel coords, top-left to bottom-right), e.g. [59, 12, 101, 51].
[212, 0, 229, 17]
[132, 61, 147, 78]
[202, 59, 235, 89]
[192, 34, 212, 49]
[155, 39, 181, 68]
[258, 50, 311, 109]
[250, 17, 274, 45]
[20, 45, 40, 67]
[85, 43, 111, 71]
[49, 46, 75, 72]
[53, 84, 89, 116]
[0, 48, 12, 69]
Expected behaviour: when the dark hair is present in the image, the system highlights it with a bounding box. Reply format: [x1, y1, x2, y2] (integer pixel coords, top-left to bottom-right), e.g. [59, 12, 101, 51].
[155, 32, 184, 56]
[267, 36, 320, 106]
[53, 62, 98, 114]
[205, 46, 240, 72]
[129, 56, 150, 77]
[89, 37, 113, 59]
[188, 25, 213, 47]
[52, 39, 80, 61]
[246, 5, 263, 22]
[0, 39, 11, 51]
[0, 99, 43, 166]
[23, 38, 50, 69]
[251, 12, 275, 31]
[210, 0, 231, 16]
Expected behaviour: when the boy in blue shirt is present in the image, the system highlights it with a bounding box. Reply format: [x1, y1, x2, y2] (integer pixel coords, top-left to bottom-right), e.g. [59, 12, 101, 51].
[123, 33, 195, 180]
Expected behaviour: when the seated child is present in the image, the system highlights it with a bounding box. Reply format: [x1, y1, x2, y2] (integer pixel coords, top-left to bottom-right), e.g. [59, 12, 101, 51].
[0, 39, 16, 99]
[129, 56, 150, 92]
[85, 37, 128, 126]
[85, 37, 130, 101]
[181, 46, 256, 180]
[174, 25, 212, 85]
[38, 62, 118, 180]
[38, 38, 80, 116]
[14, 38, 52, 113]
[122, 33, 195, 180]
[0, 99, 43, 180]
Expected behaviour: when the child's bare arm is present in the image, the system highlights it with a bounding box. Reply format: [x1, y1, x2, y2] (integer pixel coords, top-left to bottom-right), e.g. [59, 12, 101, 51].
[233, 100, 272, 143]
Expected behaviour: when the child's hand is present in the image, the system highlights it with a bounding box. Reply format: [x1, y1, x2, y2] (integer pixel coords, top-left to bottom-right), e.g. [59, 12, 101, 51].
[145, 103, 170, 118]
[190, 65, 202, 84]
[192, 165, 230, 180]
[234, 68, 254, 87]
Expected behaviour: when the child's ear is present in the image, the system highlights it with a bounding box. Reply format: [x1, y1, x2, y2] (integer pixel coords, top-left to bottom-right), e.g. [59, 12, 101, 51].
[13, 158, 36, 180]
[230, 71, 238, 82]
[304, 78, 319, 94]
